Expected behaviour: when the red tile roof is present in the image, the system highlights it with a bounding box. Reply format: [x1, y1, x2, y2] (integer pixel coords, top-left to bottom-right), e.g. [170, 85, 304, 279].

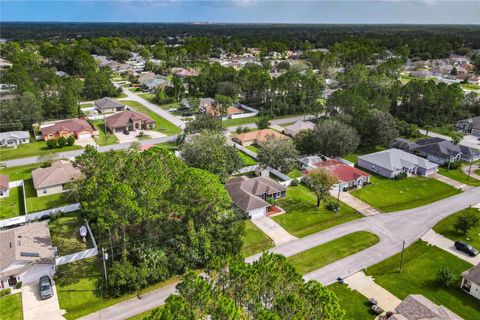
[308, 159, 370, 183]
[41, 118, 94, 136]
[0, 174, 9, 190]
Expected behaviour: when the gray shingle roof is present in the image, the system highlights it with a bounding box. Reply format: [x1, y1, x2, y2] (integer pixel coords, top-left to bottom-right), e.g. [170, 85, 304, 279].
[358, 149, 438, 171]
[94, 97, 125, 110]
[0, 131, 30, 142]
[462, 263, 480, 284]
[395, 295, 461, 320]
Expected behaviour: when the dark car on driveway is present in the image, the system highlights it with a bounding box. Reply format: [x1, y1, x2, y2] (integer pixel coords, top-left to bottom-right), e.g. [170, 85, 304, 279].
[39, 275, 53, 299]
[123, 129, 130, 135]
[454, 241, 479, 256]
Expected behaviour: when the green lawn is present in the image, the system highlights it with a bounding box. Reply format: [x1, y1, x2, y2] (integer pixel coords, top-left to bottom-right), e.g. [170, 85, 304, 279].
[24, 179, 73, 213]
[366, 241, 480, 320]
[343, 146, 385, 164]
[222, 114, 304, 127]
[57, 258, 179, 320]
[438, 166, 480, 187]
[241, 220, 274, 257]
[433, 207, 480, 249]
[351, 176, 461, 212]
[0, 141, 82, 161]
[127, 308, 160, 320]
[116, 92, 128, 99]
[0, 187, 24, 219]
[288, 231, 379, 274]
[286, 169, 302, 179]
[328, 283, 375, 320]
[122, 100, 181, 136]
[238, 151, 257, 166]
[273, 185, 361, 238]
[49, 211, 92, 256]
[0, 293, 23, 320]
[460, 83, 480, 90]
[138, 93, 155, 102]
[476, 169, 480, 176]
[92, 120, 119, 146]
[0, 163, 41, 181]
[245, 145, 259, 154]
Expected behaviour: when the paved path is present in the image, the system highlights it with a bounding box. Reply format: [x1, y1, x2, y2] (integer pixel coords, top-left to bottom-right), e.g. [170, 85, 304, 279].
[330, 190, 381, 216]
[120, 88, 186, 128]
[431, 173, 473, 191]
[461, 163, 480, 181]
[421, 229, 480, 265]
[23, 283, 65, 320]
[344, 271, 401, 312]
[419, 129, 480, 149]
[251, 216, 297, 246]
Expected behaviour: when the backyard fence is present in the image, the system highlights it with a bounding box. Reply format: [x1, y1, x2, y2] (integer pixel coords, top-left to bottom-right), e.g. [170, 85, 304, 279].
[230, 140, 258, 159]
[0, 202, 81, 228]
[55, 222, 98, 266]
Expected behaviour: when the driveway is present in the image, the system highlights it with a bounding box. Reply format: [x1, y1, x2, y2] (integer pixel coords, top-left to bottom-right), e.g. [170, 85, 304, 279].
[461, 163, 480, 181]
[22, 283, 65, 320]
[114, 130, 166, 144]
[419, 130, 480, 149]
[331, 190, 381, 216]
[74, 138, 97, 148]
[251, 216, 297, 246]
[431, 173, 473, 191]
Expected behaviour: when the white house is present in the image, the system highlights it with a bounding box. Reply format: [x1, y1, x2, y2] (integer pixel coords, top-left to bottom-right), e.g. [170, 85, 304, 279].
[0, 131, 30, 147]
[461, 263, 480, 300]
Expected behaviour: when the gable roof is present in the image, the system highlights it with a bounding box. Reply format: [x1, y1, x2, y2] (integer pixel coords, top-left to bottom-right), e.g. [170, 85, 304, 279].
[41, 118, 94, 136]
[312, 159, 370, 183]
[234, 129, 289, 144]
[0, 174, 8, 190]
[284, 121, 315, 135]
[105, 110, 154, 129]
[395, 295, 461, 320]
[0, 131, 30, 141]
[94, 97, 125, 110]
[462, 263, 480, 285]
[458, 116, 480, 129]
[32, 160, 82, 189]
[359, 149, 438, 171]
[412, 137, 480, 159]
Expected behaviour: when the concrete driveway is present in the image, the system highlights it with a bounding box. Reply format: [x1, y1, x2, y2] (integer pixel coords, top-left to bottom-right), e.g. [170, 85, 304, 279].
[251, 216, 297, 246]
[114, 130, 166, 143]
[331, 190, 381, 216]
[22, 282, 65, 320]
[431, 173, 472, 191]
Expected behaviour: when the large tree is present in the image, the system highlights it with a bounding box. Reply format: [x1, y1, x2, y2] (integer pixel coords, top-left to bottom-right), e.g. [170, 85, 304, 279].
[305, 168, 338, 207]
[257, 136, 299, 173]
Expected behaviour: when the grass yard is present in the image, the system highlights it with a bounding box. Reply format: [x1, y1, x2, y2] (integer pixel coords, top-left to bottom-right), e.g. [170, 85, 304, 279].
[287, 231, 379, 274]
[476, 169, 480, 176]
[287, 169, 302, 179]
[0, 293, 23, 320]
[343, 146, 385, 164]
[222, 114, 304, 127]
[245, 145, 259, 154]
[24, 179, 73, 213]
[433, 207, 480, 249]
[0, 141, 82, 161]
[49, 211, 92, 256]
[115, 92, 128, 99]
[92, 120, 119, 146]
[273, 184, 361, 238]
[238, 150, 257, 166]
[0, 187, 25, 219]
[460, 83, 480, 90]
[122, 100, 181, 136]
[438, 166, 480, 187]
[138, 92, 155, 102]
[127, 308, 161, 320]
[241, 220, 274, 257]
[0, 163, 41, 181]
[328, 283, 375, 320]
[366, 241, 480, 320]
[351, 176, 461, 212]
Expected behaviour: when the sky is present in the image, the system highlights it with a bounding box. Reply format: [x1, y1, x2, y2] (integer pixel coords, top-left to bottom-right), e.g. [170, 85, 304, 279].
[1, 0, 479, 24]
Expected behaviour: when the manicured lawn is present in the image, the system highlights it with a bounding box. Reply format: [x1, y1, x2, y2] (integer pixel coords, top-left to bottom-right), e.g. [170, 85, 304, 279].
[24, 179, 73, 213]
[0, 163, 41, 181]
[57, 258, 179, 320]
[127, 308, 161, 320]
[0, 141, 82, 161]
[288, 231, 379, 274]
[245, 145, 259, 154]
[157, 142, 178, 151]
[0, 187, 24, 219]
[476, 169, 480, 176]
[116, 92, 128, 99]
[433, 207, 480, 249]
[49, 211, 92, 256]
[460, 83, 480, 90]
[0, 293, 23, 320]
[351, 176, 461, 212]
[287, 169, 302, 179]
[241, 220, 274, 257]
[238, 151, 257, 166]
[92, 120, 119, 146]
[328, 283, 375, 320]
[438, 166, 480, 187]
[366, 241, 480, 320]
[343, 146, 385, 164]
[273, 185, 361, 238]
[122, 100, 181, 136]
[222, 114, 304, 127]
[138, 93, 155, 102]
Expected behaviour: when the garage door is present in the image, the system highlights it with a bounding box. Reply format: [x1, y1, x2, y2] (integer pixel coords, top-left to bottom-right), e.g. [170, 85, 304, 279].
[248, 207, 267, 220]
[78, 133, 92, 140]
[19, 264, 54, 285]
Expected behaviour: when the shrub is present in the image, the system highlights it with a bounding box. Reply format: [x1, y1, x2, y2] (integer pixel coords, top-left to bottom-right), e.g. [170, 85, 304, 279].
[46, 139, 58, 149]
[436, 266, 456, 288]
[66, 135, 75, 146]
[57, 136, 67, 148]
[0, 288, 11, 296]
[394, 172, 407, 180]
[443, 161, 462, 170]
[15, 281, 22, 289]
[454, 211, 479, 234]
[326, 201, 340, 212]
[290, 179, 299, 186]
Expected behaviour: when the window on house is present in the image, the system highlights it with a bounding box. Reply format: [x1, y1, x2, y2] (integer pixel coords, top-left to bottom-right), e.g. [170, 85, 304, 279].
[43, 190, 47, 194]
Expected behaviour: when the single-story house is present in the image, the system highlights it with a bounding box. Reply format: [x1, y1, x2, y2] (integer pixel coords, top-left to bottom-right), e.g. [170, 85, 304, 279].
[0, 131, 30, 147]
[283, 121, 315, 137]
[309, 159, 371, 190]
[358, 149, 438, 178]
[32, 160, 82, 197]
[40, 118, 95, 141]
[137, 72, 156, 84]
[105, 110, 155, 133]
[0, 221, 56, 289]
[0, 174, 9, 198]
[461, 263, 480, 300]
[172, 67, 197, 78]
[391, 294, 461, 320]
[225, 176, 286, 219]
[141, 76, 171, 92]
[457, 116, 480, 137]
[233, 129, 289, 146]
[202, 103, 244, 117]
[297, 155, 328, 169]
[94, 97, 126, 114]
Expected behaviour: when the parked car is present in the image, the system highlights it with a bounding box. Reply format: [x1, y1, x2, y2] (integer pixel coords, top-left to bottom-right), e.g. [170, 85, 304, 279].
[454, 241, 479, 256]
[39, 275, 53, 299]
[168, 108, 177, 112]
[123, 129, 130, 135]
[182, 112, 193, 117]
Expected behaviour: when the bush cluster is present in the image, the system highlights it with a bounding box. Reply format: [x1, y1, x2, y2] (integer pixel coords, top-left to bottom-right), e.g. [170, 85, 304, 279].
[46, 135, 75, 149]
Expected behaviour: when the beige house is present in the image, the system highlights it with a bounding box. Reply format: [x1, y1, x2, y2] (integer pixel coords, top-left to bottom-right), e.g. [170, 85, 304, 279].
[105, 110, 155, 133]
[233, 129, 289, 146]
[391, 294, 461, 320]
[32, 160, 82, 197]
[94, 97, 126, 114]
[461, 263, 480, 300]
[283, 120, 315, 137]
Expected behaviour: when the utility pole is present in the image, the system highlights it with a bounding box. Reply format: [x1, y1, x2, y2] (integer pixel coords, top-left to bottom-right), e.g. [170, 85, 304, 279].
[336, 185, 341, 214]
[467, 156, 473, 181]
[399, 240, 405, 273]
[102, 247, 108, 281]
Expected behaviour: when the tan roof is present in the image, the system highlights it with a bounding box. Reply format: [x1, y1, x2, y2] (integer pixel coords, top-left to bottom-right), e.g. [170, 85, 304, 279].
[225, 176, 285, 212]
[0, 174, 8, 190]
[204, 105, 244, 116]
[32, 160, 82, 189]
[395, 295, 461, 320]
[105, 110, 154, 129]
[234, 129, 289, 144]
[41, 118, 94, 136]
[462, 263, 480, 284]
[0, 221, 55, 278]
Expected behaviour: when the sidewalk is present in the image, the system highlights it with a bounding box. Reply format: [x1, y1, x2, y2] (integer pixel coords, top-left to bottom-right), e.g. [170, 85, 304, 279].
[251, 216, 297, 246]
[431, 173, 472, 191]
[330, 190, 381, 216]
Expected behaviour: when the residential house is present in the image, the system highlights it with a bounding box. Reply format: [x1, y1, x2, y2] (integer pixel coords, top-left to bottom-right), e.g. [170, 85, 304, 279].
[202, 103, 244, 118]
[0, 175, 9, 198]
[297, 155, 328, 169]
[358, 149, 438, 178]
[172, 67, 197, 78]
[40, 118, 95, 141]
[0, 221, 56, 289]
[225, 176, 286, 219]
[457, 116, 480, 137]
[461, 263, 480, 300]
[308, 159, 371, 190]
[105, 110, 155, 133]
[0, 131, 30, 147]
[391, 294, 461, 320]
[94, 97, 126, 114]
[141, 76, 171, 92]
[137, 72, 156, 84]
[32, 160, 82, 197]
[283, 121, 315, 137]
[233, 129, 289, 146]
